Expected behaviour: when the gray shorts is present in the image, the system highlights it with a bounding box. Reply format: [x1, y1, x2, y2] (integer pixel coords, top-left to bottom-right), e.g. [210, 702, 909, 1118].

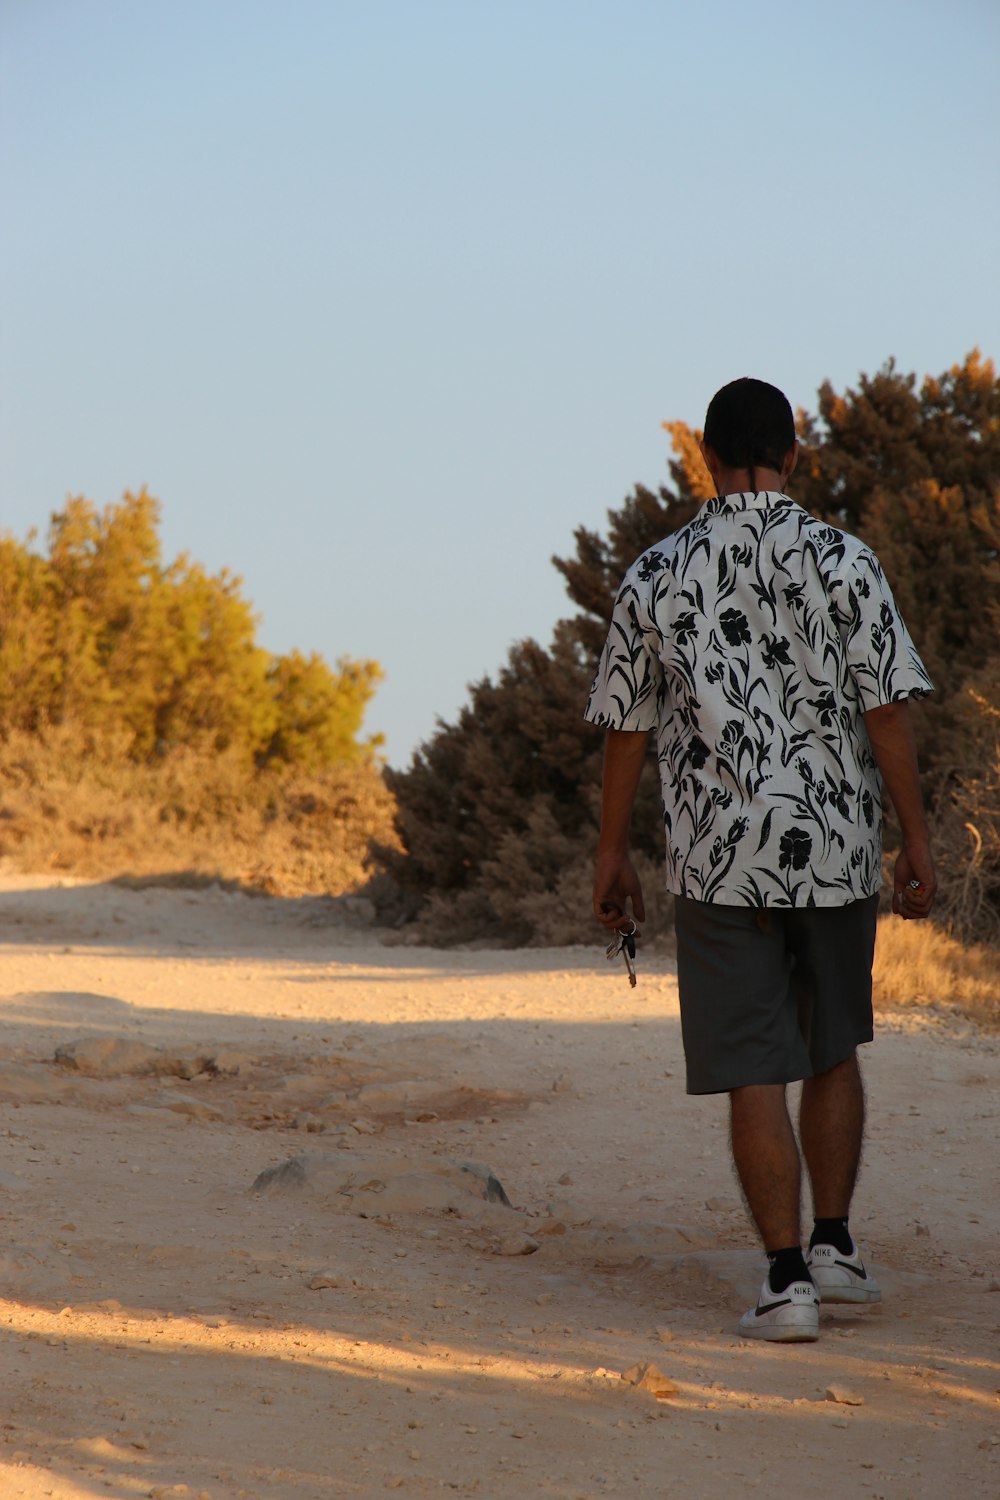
[673, 894, 879, 1095]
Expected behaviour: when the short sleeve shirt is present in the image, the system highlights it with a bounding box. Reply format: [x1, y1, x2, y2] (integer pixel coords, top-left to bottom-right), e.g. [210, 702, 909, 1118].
[584, 492, 933, 906]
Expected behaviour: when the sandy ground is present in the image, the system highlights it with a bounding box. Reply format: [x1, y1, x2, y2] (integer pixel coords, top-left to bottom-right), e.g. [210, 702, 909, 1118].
[0, 871, 998, 1500]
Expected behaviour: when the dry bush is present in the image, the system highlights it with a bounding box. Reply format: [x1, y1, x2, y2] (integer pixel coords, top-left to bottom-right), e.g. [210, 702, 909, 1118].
[873, 916, 999, 1032]
[510, 849, 674, 951]
[398, 835, 672, 950]
[929, 688, 1000, 945]
[933, 806, 1000, 946]
[0, 726, 399, 896]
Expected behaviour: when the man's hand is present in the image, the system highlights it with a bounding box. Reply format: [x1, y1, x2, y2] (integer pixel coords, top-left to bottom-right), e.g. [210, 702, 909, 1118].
[893, 840, 937, 920]
[593, 849, 646, 934]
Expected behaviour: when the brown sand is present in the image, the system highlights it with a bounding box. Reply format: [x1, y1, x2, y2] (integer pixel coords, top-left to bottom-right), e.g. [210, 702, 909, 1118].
[0, 871, 997, 1499]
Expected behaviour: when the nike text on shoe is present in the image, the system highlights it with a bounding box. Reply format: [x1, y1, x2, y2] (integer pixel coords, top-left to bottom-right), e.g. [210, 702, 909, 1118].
[807, 1242, 882, 1304]
[738, 1278, 820, 1342]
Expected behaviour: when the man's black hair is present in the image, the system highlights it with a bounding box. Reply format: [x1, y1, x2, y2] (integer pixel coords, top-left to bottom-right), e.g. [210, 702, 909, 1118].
[703, 377, 795, 492]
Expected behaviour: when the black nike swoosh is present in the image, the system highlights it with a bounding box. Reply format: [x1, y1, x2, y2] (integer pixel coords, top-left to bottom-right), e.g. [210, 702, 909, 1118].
[832, 1259, 869, 1279]
[754, 1297, 792, 1317]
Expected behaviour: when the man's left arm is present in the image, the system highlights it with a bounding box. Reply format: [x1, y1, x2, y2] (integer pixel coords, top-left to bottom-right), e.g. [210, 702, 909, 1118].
[863, 699, 936, 919]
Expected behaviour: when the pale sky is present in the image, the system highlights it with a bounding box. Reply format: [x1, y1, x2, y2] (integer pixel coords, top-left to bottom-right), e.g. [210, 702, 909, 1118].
[2, 0, 998, 767]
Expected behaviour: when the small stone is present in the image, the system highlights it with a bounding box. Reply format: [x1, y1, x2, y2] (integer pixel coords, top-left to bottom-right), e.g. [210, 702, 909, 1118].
[351, 1118, 379, 1135]
[309, 1271, 341, 1290]
[622, 1362, 679, 1400]
[494, 1234, 540, 1257]
[557, 1172, 573, 1186]
[825, 1385, 865, 1406]
[915, 1223, 930, 1237]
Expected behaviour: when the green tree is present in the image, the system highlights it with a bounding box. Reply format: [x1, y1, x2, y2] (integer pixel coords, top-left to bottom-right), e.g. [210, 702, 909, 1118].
[264, 651, 383, 771]
[0, 535, 59, 732]
[0, 489, 383, 770]
[144, 557, 277, 759]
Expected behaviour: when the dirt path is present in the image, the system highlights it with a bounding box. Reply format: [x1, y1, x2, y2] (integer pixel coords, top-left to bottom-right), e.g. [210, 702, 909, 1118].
[1, 874, 997, 1499]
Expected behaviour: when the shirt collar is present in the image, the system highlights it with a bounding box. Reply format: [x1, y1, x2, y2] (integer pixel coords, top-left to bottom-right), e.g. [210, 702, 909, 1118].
[702, 490, 794, 515]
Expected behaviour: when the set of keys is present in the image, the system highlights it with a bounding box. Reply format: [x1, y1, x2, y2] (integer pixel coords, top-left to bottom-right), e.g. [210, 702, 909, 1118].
[605, 919, 638, 987]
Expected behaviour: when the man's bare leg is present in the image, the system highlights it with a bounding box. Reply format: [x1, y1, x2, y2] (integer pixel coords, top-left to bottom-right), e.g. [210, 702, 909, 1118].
[729, 1083, 801, 1250]
[797, 1052, 880, 1302]
[731, 1082, 821, 1339]
[799, 1052, 865, 1218]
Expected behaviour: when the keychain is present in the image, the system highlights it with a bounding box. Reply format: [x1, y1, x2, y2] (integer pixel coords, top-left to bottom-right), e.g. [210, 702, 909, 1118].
[605, 920, 637, 987]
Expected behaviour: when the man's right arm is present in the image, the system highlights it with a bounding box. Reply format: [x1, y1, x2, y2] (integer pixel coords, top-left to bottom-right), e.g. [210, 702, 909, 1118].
[593, 728, 650, 933]
[863, 700, 936, 919]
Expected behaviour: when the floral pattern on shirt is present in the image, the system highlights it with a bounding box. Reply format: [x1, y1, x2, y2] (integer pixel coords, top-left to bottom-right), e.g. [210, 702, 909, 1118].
[584, 492, 933, 907]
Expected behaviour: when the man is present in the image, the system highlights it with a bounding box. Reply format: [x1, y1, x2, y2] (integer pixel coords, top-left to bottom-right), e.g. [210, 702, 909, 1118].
[585, 377, 936, 1342]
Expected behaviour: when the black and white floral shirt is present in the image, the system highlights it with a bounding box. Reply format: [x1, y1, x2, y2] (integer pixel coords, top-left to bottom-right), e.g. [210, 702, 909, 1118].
[585, 492, 933, 907]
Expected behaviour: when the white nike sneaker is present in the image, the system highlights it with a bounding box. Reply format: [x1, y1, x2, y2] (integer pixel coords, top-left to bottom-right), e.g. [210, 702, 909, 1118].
[807, 1241, 881, 1304]
[738, 1277, 820, 1342]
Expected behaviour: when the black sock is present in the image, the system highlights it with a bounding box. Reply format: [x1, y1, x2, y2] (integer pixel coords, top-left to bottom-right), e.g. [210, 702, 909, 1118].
[809, 1217, 853, 1255]
[766, 1246, 810, 1294]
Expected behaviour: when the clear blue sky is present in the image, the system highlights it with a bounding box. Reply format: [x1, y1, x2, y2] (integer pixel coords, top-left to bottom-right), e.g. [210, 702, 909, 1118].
[2, 0, 998, 767]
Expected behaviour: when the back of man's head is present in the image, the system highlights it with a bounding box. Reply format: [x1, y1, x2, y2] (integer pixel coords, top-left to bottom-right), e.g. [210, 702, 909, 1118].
[704, 377, 795, 474]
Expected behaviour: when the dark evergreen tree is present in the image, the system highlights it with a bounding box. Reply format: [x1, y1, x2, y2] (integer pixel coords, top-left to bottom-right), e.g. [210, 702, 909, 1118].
[385, 352, 1000, 944]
